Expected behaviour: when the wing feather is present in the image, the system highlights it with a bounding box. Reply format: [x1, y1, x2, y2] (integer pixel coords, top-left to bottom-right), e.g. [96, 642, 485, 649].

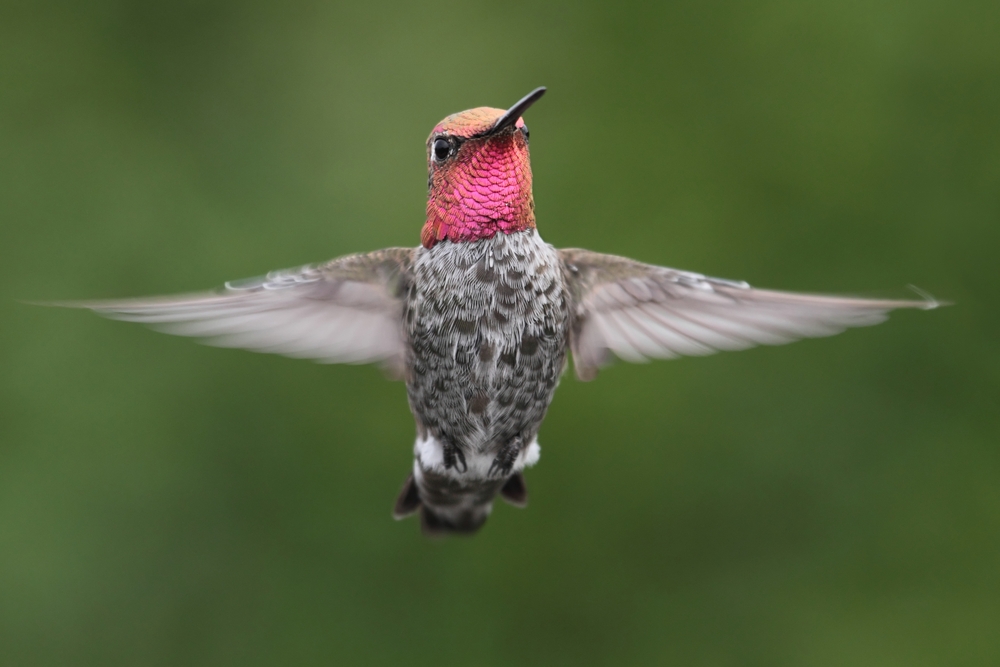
[560, 248, 941, 380]
[51, 248, 415, 377]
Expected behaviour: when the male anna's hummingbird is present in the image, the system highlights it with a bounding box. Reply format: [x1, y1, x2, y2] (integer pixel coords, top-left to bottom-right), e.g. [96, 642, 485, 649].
[59, 88, 940, 535]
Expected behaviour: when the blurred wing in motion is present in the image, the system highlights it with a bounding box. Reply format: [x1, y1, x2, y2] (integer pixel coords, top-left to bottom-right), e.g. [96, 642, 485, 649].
[559, 249, 941, 381]
[54, 248, 415, 377]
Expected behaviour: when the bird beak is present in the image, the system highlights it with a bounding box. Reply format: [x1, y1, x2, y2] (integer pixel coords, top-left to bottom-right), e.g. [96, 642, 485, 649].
[487, 87, 546, 136]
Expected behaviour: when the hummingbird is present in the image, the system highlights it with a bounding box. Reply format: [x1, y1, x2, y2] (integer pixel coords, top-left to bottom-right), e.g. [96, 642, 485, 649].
[56, 87, 940, 535]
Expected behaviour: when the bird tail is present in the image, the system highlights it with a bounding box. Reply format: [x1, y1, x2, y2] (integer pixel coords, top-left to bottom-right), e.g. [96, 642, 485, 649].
[392, 472, 528, 536]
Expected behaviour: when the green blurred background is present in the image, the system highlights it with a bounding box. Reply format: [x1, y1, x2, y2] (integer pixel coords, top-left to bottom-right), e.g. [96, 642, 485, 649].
[1, 1, 997, 664]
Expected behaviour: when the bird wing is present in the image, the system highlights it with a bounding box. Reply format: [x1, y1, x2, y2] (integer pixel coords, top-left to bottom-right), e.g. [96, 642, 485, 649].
[558, 248, 941, 381]
[54, 248, 416, 377]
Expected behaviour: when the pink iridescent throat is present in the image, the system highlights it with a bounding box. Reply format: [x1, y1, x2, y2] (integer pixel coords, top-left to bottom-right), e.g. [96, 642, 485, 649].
[421, 123, 535, 250]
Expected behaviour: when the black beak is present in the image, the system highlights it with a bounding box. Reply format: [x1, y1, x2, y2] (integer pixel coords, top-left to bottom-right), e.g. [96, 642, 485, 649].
[487, 87, 546, 136]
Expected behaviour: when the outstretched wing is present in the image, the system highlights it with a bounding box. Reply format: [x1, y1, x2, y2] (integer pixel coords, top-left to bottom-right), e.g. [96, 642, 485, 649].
[559, 249, 941, 381]
[55, 248, 415, 377]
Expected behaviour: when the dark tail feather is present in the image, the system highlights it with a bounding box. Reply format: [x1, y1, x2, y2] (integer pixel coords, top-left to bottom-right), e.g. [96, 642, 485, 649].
[392, 474, 421, 519]
[419, 506, 487, 536]
[499, 472, 528, 507]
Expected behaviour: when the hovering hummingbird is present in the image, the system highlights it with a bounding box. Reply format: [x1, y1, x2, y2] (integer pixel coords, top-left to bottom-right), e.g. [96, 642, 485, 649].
[56, 87, 940, 535]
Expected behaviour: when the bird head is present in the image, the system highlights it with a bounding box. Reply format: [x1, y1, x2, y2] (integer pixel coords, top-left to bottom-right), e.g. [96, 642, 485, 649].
[421, 87, 546, 249]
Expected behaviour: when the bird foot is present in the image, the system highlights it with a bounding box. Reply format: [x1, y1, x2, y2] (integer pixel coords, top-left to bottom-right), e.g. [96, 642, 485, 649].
[489, 437, 523, 478]
[443, 442, 468, 473]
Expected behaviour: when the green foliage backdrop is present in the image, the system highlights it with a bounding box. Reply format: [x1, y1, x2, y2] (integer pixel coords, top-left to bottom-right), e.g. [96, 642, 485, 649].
[1, 1, 997, 664]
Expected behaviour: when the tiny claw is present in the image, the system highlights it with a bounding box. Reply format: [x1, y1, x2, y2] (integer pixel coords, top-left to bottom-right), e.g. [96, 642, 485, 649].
[443, 443, 468, 473]
[488, 437, 523, 478]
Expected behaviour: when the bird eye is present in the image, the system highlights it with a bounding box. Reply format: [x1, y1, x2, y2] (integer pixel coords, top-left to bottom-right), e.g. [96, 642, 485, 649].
[432, 138, 452, 162]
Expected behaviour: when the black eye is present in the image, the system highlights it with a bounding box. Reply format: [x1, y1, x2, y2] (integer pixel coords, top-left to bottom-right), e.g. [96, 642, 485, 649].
[432, 138, 451, 161]
[521, 124, 530, 141]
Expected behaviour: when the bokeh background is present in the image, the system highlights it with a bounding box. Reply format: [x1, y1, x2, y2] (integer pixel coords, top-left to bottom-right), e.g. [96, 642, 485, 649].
[2, 1, 997, 664]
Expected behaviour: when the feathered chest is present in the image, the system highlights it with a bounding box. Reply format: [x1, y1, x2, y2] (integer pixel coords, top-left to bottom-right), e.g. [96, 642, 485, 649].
[403, 230, 569, 450]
